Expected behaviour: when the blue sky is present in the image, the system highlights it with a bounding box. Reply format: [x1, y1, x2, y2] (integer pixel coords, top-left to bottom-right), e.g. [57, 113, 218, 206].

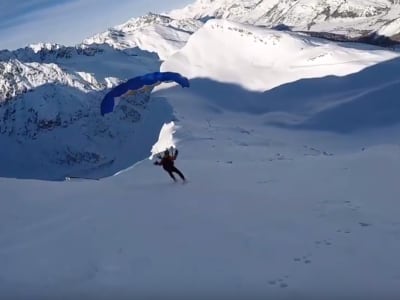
[0, 0, 192, 50]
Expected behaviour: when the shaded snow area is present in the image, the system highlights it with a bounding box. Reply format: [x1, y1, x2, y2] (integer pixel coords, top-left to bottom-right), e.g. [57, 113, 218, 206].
[1, 19, 400, 300]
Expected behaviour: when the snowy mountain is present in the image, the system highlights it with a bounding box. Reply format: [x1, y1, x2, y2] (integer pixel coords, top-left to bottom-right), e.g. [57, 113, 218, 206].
[83, 13, 203, 60]
[0, 43, 163, 180]
[162, 19, 398, 92]
[0, 12, 202, 102]
[160, 19, 400, 133]
[2, 3, 400, 299]
[1, 14, 399, 180]
[0, 12, 205, 180]
[169, 0, 400, 44]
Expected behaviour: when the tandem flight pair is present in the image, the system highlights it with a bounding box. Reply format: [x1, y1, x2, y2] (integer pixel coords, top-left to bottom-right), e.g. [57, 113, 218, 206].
[100, 72, 190, 115]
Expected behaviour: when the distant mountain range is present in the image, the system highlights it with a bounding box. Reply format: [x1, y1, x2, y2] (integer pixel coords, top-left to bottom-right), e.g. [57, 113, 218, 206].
[170, 0, 400, 45]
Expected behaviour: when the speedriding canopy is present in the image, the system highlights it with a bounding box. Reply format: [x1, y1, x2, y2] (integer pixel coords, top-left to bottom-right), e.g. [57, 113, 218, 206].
[101, 72, 190, 115]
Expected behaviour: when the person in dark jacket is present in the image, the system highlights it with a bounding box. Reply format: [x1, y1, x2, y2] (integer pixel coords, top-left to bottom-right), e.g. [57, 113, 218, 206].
[154, 148, 186, 182]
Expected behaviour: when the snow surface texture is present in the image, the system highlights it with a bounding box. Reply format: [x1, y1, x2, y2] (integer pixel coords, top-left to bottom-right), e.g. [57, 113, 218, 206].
[1, 5, 400, 300]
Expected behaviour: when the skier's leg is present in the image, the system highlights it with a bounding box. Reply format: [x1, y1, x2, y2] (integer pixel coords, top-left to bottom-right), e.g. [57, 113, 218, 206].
[167, 170, 177, 181]
[163, 166, 176, 181]
[172, 167, 185, 181]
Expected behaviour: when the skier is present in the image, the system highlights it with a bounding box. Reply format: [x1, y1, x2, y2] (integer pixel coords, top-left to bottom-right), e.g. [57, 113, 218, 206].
[154, 148, 186, 182]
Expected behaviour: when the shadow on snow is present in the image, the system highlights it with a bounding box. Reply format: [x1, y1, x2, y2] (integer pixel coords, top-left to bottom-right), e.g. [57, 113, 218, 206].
[182, 56, 400, 133]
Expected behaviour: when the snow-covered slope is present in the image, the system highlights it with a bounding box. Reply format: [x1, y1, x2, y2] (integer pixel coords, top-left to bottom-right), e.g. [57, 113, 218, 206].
[2, 42, 400, 300]
[83, 13, 203, 61]
[162, 19, 399, 91]
[169, 0, 400, 42]
[2, 4, 400, 299]
[161, 19, 400, 134]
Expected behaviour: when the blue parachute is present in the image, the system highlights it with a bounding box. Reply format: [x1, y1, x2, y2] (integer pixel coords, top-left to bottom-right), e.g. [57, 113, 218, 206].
[101, 71, 190, 115]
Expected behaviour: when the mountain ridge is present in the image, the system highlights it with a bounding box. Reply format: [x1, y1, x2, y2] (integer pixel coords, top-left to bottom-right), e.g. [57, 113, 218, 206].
[169, 0, 400, 44]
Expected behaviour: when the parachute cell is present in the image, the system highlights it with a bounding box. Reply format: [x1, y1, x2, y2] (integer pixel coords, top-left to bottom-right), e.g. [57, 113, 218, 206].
[101, 72, 190, 115]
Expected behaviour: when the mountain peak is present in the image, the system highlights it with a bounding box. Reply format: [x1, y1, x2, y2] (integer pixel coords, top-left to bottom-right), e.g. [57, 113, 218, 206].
[83, 13, 203, 60]
[28, 43, 63, 53]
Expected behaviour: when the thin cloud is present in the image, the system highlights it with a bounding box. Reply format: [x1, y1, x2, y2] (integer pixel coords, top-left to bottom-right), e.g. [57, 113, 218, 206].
[0, 0, 192, 50]
[0, 0, 75, 29]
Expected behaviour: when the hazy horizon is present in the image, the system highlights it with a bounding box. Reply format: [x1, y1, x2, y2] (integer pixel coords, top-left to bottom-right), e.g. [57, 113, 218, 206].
[0, 0, 192, 50]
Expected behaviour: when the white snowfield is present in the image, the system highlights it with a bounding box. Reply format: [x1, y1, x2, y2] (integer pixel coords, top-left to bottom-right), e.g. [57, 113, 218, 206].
[1, 14, 400, 300]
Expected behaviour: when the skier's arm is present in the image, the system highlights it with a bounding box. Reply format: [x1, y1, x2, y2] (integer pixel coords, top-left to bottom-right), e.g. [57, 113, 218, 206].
[173, 149, 179, 160]
[153, 154, 162, 165]
[153, 157, 162, 165]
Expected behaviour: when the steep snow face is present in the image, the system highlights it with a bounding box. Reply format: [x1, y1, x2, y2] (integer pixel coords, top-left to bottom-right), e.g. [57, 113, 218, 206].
[162, 19, 399, 92]
[83, 13, 203, 60]
[169, 0, 400, 39]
